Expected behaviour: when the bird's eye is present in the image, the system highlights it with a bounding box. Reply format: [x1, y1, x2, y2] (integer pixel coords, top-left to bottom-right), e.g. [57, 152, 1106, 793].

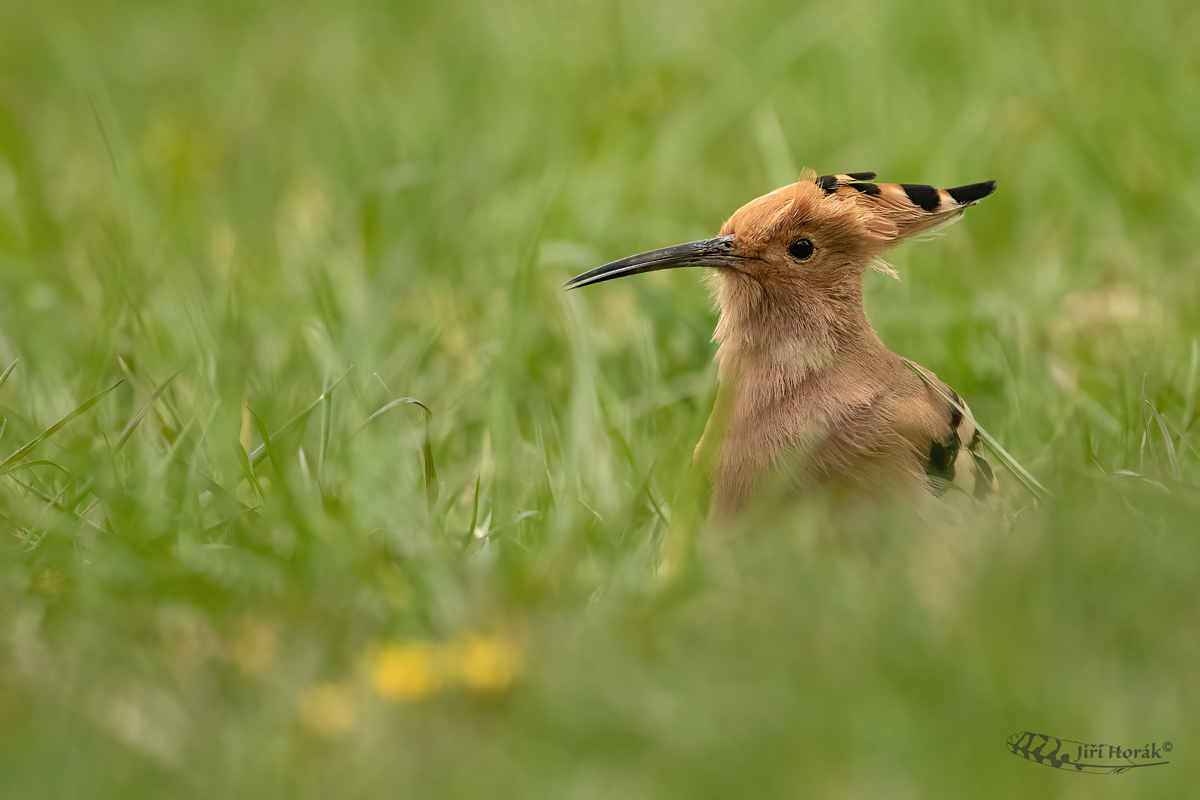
[788, 238, 814, 261]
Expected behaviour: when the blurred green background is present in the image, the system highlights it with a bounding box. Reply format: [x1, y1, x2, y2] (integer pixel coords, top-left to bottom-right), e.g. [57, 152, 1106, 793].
[1, 0, 1198, 796]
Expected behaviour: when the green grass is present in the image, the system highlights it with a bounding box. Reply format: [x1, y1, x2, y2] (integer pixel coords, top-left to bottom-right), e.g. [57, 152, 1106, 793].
[2, 0, 1199, 797]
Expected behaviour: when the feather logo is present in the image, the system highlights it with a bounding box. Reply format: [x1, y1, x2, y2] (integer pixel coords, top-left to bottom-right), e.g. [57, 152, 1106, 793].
[1006, 732, 1171, 774]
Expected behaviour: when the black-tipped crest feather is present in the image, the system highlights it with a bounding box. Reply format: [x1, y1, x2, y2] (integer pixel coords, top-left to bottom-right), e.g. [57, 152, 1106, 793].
[899, 183, 940, 212]
[946, 180, 997, 205]
[815, 174, 839, 194]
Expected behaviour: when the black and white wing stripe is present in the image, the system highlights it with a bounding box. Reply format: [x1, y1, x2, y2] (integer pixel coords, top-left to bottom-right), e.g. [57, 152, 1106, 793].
[925, 388, 999, 502]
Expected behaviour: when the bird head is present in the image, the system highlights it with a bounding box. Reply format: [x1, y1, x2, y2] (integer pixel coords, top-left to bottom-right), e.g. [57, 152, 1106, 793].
[565, 170, 995, 294]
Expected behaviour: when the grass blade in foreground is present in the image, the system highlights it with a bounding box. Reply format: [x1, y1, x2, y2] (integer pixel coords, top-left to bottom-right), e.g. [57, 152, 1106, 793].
[249, 365, 354, 467]
[344, 396, 439, 513]
[0, 360, 16, 393]
[0, 378, 124, 476]
[113, 370, 179, 455]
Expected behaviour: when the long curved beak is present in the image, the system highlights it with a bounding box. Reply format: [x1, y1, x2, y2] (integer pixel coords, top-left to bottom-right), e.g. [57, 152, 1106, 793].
[564, 235, 740, 290]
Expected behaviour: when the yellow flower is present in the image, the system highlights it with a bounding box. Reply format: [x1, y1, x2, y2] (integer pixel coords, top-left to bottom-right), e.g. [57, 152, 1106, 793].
[370, 644, 441, 701]
[457, 635, 520, 692]
[299, 683, 357, 738]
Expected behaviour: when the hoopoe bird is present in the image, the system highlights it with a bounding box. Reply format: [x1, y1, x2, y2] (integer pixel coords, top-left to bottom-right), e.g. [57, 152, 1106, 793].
[566, 170, 1000, 517]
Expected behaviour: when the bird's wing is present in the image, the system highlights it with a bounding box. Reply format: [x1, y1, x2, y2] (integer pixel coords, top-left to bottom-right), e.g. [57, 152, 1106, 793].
[924, 387, 1000, 502]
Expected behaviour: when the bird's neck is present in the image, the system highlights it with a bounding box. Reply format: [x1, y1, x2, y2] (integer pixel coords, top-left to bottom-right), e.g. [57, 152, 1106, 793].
[711, 274, 879, 377]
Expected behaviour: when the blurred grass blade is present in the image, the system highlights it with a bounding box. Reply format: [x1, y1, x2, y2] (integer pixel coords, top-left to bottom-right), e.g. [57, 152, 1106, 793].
[1140, 375, 1157, 473]
[117, 356, 182, 434]
[250, 365, 353, 467]
[344, 396, 430, 442]
[463, 473, 481, 548]
[904, 361, 1052, 503]
[0, 359, 16, 392]
[1145, 400, 1181, 481]
[234, 440, 264, 504]
[0, 379, 124, 476]
[345, 397, 438, 513]
[19, 484, 72, 552]
[484, 510, 539, 539]
[1111, 469, 1170, 492]
[407, 400, 439, 513]
[319, 375, 334, 480]
[2, 459, 78, 477]
[250, 409, 278, 471]
[641, 473, 670, 527]
[6, 475, 94, 526]
[113, 370, 179, 455]
[420, 421, 438, 513]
